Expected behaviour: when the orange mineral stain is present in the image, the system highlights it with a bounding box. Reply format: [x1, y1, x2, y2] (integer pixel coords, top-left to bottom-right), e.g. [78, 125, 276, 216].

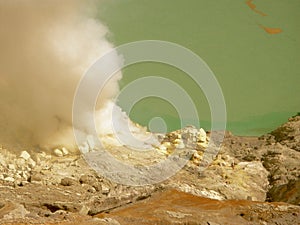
[259, 25, 282, 34]
[246, 0, 267, 16]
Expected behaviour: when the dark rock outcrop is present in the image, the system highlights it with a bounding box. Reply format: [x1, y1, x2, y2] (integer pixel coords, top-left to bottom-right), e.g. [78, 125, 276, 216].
[270, 115, 300, 151]
[268, 179, 300, 205]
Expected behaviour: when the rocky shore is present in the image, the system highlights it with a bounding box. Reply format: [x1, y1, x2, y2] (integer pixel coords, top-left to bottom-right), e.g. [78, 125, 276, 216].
[0, 116, 299, 225]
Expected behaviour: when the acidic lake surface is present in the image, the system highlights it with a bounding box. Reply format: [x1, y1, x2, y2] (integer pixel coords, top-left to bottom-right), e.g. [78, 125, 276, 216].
[97, 0, 300, 136]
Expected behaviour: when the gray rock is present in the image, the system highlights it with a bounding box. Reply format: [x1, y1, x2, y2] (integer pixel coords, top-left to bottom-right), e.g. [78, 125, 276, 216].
[79, 205, 90, 215]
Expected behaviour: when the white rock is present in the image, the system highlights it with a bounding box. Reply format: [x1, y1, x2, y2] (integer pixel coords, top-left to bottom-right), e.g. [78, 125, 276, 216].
[37, 152, 52, 161]
[27, 158, 36, 168]
[237, 162, 249, 168]
[79, 205, 90, 215]
[20, 181, 29, 186]
[8, 164, 16, 170]
[20, 151, 31, 160]
[198, 128, 207, 142]
[199, 189, 224, 200]
[3, 203, 30, 219]
[0, 157, 6, 167]
[101, 184, 110, 194]
[158, 145, 167, 151]
[193, 152, 202, 159]
[193, 159, 200, 165]
[79, 142, 90, 154]
[21, 171, 28, 180]
[163, 142, 172, 148]
[198, 142, 208, 148]
[61, 147, 69, 156]
[53, 149, 63, 157]
[4, 177, 15, 182]
[39, 152, 47, 158]
[16, 158, 26, 167]
[176, 142, 185, 149]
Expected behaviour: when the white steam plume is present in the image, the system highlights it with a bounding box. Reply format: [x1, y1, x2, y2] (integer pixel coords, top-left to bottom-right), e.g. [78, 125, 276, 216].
[0, 0, 122, 151]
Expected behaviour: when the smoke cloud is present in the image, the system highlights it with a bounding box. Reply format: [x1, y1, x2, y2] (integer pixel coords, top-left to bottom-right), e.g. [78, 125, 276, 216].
[0, 0, 122, 150]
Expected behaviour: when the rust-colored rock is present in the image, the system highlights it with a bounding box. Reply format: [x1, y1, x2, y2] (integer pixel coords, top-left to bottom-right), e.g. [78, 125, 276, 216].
[97, 189, 300, 225]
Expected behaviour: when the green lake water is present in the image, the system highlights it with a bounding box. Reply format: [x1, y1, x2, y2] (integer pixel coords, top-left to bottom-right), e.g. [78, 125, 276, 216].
[97, 0, 300, 136]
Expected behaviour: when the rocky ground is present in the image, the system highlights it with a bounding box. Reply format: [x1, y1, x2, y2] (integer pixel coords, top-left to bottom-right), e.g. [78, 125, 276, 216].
[0, 116, 299, 224]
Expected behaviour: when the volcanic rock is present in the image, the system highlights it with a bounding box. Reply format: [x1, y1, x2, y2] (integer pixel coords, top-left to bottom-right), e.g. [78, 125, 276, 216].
[270, 115, 300, 151]
[268, 179, 300, 205]
[0, 116, 299, 224]
[97, 189, 300, 225]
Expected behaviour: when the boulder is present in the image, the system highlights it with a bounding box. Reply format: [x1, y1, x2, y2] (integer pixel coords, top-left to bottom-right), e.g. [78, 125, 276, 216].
[19, 151, 31, 160]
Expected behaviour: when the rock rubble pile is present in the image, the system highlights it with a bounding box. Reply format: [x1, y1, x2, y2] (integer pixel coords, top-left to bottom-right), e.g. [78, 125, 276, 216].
[0, 116, 299, 224]
[155, 126, 210, 165]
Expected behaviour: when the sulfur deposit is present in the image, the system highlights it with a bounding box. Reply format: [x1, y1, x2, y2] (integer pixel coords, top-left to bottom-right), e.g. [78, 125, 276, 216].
[155, 126, 209, 166]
